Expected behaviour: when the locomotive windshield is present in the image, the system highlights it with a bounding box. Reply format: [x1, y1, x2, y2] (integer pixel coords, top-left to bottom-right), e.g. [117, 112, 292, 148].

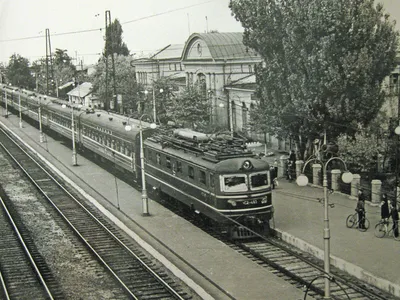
[222, 175, 247, 192]
[250, 172, 269, 190]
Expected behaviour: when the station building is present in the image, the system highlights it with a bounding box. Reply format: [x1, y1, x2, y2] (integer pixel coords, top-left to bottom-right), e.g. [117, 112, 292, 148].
[131, 32, 270, 143]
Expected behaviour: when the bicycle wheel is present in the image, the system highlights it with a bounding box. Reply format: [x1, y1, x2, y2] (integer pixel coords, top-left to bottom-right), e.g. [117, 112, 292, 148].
[346, 214, 356, 228]
[358, 218, 370, 232]
[374, 222, 387, 238]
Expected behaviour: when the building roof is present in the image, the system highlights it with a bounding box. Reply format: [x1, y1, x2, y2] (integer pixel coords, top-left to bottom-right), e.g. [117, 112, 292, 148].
[225, 74, 257, 90]
[67, 82, 93, 97]
[152, 44, 184, 60]
[58, 81, 74, 90]
[182, 32, 259, 60]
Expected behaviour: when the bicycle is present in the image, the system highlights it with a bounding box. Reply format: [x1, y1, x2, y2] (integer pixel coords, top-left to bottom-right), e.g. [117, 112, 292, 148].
[374, 219, 400, 240]
[346, 211, 370, 232]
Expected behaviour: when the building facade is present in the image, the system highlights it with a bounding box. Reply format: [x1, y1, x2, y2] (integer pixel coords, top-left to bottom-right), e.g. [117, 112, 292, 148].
[132, 32, 264, 139]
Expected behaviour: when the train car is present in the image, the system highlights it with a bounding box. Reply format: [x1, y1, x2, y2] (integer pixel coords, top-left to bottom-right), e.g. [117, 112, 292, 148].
[0, 84, 274, 239]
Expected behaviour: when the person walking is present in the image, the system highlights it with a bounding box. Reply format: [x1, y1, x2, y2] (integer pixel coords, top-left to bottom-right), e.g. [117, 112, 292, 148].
[356, 190, 366, 229]
[380, 193, 390, 223]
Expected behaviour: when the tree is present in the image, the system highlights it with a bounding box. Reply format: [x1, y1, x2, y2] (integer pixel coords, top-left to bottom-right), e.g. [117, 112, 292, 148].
[31, 49, 76, 98]
[151, 77, 178, 124]
[90, 54, 137, 111]
[53, 48, 73, 66]
[104, 19, 130, 57]
[0, 62, 6, 84]
[6, 54, 35, 89]
[230, 0, 399, 159]
[164, 84, 210, 129]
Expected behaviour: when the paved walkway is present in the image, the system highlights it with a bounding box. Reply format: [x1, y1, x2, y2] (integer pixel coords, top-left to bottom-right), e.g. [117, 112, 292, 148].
[0, 114, 305, 300]
[273, 180, 400, 296]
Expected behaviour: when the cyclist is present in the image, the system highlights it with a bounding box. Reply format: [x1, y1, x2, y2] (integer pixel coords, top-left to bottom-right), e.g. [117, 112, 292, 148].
[356, 190, 366, 229]
[380, 193, 390, 223]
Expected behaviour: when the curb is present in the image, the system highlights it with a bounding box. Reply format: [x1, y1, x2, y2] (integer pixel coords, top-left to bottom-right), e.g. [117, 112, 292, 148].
[271, 227, 400, 297]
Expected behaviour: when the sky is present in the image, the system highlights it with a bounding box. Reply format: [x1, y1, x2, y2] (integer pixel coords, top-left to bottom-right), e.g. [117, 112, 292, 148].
[1, 0, 400, 67]
[0, 0, 243, 66]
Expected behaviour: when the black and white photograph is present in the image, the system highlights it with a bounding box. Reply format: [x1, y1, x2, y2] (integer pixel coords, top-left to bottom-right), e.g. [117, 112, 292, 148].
[1, 0, 400, 299]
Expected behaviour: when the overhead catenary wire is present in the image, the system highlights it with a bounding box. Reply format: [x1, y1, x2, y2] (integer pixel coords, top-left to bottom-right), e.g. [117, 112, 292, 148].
[0, 0, 217, 43]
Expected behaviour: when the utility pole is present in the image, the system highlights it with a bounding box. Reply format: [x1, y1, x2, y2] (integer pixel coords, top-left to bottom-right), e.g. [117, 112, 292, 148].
[105, 10, 111, 111]
[45, 29, 54, 96]
[104, 10, 117, 112]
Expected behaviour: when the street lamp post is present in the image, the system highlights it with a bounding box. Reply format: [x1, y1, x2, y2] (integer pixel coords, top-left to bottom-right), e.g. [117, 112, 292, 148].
[38, 96, 46, 143]
[18, 93, 22, 128]
[297, 155, 353, 299]
[124, 114, 157, 216]
[4, 87, 8, 117]
[62, 103, 82, 166]
[144, 88, 163, 124]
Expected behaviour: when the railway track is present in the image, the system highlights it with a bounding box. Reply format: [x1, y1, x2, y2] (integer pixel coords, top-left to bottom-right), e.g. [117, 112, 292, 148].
[231, 238, 394, 300]
[0, 128, 191, 300]
[0, 189, 59, 300]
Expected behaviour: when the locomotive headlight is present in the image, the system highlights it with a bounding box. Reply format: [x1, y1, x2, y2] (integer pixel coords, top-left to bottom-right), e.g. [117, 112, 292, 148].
[227, 200, 237, 207]
[242, 160, 253, 170]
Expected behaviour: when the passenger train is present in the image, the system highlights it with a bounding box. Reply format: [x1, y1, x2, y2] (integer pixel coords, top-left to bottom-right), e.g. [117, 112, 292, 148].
[0, 84, 274, 239]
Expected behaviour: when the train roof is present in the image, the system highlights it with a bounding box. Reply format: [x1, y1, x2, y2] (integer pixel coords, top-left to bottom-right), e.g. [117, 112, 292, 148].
[79, 109, 155, 140]
[145, 128, 270, 171]
[145, 127, 270, 169]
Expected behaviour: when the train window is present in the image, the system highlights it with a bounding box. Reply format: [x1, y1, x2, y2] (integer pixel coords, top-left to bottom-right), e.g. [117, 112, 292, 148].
[166, 157, 171, 169]
[209, 173, 215, 188]
[176, 161, 182, 173]
[188, 166, 194, 179]
[222, 175, 248, 192]
[250, 172, 269, 190]
[156, 153, 161, 165]
[199, 170, 206, 185]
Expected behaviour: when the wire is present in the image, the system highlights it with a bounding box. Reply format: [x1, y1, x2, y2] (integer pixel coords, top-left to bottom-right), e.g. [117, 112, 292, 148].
[121, 1, 217, 25]
[0, 0, 217, 43]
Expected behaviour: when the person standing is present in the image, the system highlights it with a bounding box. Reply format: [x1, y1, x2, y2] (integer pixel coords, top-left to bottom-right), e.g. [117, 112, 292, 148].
[270, 166, 276, 189]
[380, 193, 390, 222]
[391, 201, 399, 238]
[274, 158, 279, 179]
[356, 190, 366, 229]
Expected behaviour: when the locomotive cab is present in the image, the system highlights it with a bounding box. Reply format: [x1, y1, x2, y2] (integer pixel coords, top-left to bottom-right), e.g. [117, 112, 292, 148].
[213, 158, 273, 238]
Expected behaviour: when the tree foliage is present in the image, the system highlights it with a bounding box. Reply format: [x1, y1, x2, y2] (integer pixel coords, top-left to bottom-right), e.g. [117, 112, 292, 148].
[90, 54, 137, 110]
[104, 19, 130, 57]
[150, 77, 178, 123]
[31, 49, 76, 97]
[230, 0, 399, 159]
[164, 84, 210, 128]
[6, 54, 35, 89]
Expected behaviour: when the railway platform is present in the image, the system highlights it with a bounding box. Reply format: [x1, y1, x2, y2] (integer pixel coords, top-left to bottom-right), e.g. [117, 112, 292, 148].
[1, 114, 400, 299]
[0, 116, 304, 299]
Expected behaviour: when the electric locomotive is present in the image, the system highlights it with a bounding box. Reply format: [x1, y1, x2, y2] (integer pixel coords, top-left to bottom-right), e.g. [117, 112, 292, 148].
[0, 84, 274, 238]
[143, 128, 273, 238]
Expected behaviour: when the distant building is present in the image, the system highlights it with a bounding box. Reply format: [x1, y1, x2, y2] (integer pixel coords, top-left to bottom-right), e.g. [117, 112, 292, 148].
[133, 44, 185, 88]
[67, 82, 93, 107]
